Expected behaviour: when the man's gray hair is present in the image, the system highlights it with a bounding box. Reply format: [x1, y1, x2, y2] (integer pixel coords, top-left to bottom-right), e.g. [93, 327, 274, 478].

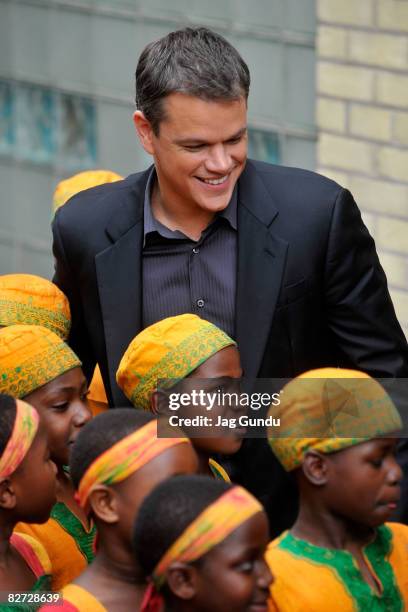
[135, 27, 250, 134]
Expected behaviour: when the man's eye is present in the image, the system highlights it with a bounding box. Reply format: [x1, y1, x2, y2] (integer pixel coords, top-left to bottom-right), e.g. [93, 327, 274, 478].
[184, 145, 204, 151]
[370, 458, 383, 468]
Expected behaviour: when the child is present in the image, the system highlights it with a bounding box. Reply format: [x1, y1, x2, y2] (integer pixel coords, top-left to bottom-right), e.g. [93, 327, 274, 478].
[116, 313, 243, 480]
[133, 474, 273, 612]
[0, 273, 70, 339]
[0, 273, 106, 417]
[0, 394, 57, 606]
[40, 409, 198, 611]
[266, 368, 408, 611]
[0, 324, 94, 590]
[52, 170, 122, 213]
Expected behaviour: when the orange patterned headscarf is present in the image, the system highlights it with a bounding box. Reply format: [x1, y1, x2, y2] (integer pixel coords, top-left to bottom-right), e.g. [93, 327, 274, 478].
[0, 325, 81, 399]
[76, 420, 190, 512]
[0, 274, 71, 340]
[141, 486, 263, 612]
[0, 399, 39, 479]
[117, 314, 236, 410]
[53, 170, 123, 211]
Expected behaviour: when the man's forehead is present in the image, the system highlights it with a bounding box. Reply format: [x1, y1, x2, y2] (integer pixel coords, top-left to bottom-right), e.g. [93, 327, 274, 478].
[158, 93, 247, 135]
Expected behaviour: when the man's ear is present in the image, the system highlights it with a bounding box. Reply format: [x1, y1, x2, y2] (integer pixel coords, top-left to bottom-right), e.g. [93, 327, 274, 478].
[166, 562, 198, 601]
[88, 485, 119, 524]
[133, 111, 155, 155]
[0, 478, 17, 510]
[302, 450, 329, 486]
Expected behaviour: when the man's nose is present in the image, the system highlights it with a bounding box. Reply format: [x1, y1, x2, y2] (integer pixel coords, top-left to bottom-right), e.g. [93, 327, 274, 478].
[205, 144, 231, 174]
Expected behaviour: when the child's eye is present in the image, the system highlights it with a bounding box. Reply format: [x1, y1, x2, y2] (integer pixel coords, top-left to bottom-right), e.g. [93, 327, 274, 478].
[81, 390, 90, 402]
[236, 560, 254, 573]
[51, 402, 69, 412]
[370, 458, 383, 468]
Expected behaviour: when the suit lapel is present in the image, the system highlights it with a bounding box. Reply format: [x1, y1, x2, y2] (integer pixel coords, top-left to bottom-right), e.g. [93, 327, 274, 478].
[236, 162, 288, 379]
[95, 171, 149, 406]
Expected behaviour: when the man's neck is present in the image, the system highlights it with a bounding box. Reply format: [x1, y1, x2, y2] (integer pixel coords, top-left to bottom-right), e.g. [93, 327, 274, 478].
[151, 181, 214, 241]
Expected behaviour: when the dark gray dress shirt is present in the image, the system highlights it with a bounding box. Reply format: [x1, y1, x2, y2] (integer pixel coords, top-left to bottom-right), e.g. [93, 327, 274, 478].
[142, 169, 237, 338]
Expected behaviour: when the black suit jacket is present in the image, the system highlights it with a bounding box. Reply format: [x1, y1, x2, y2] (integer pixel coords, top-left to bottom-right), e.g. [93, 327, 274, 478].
[53, 160, 408, 532]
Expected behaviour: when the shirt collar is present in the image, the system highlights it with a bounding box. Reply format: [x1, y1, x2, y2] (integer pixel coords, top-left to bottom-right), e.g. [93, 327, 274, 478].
[143, 168, 237, 243]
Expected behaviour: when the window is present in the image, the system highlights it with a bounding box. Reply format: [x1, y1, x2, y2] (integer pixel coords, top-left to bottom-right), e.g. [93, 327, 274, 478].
[0, 79, 96, 169]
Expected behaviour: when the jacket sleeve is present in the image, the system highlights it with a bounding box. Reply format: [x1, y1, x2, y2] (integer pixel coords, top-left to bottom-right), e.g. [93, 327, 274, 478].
[324, 187, 408, 378]
[52, 211, 96, 383]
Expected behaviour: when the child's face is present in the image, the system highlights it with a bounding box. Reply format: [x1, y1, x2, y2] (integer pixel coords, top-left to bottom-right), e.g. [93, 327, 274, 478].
[24, 367, 92, 466]
[186, 345, 244, 456]
[12, 424, 57, 523]
[113, 442, 198, 543]
[190, 511, 272, 612]
[324, 438, 402, 527]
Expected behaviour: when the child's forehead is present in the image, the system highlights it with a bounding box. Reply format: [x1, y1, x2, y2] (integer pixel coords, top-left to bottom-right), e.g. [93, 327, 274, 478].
[328, 436, 399, 461]
[213, 511, 269, 554]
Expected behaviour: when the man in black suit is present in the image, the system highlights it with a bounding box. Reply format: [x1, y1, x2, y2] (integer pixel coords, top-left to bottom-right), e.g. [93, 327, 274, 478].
[53, 27, 408, 531]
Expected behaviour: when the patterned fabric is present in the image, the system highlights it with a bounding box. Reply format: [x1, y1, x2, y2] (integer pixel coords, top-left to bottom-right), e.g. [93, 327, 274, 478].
[208, 458, 231, 482]
[268, 368, 402, 471]
[153, 486, 262, 588]
[116, 313, 236, 410]
[88, 365, 108, 405]
[0, 533, 52, 612]
[0, 325, 81, 399]
[76, 419, 189, 512]
[52, 170, 123, 212]
[266, 523, 408, 611]
[0, 399, 39, 478]
[16, 502, 96, 591]
[0, 274, 71, 340]
[39, 584, 108, 612]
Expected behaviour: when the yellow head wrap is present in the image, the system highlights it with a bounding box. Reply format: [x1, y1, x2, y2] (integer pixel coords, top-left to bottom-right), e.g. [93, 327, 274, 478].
[0, 399, 40, 479]
[0, 274, 71, 340]
[116, 314, 236, 410]
[268, 367, 402, 471]
[0, 325, 81, 399]
[53, 169, 123, 211]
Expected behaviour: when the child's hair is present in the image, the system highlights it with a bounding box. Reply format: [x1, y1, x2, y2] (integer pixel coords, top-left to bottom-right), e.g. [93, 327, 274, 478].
[70, 408, 155, 488]
[133, 475, 231, 576]
[0, 393, 17, 454]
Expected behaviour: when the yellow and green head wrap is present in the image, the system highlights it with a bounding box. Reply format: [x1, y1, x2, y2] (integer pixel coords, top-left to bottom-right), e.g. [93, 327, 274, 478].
[0, 274, 71, 340]
[116, 314, 236, 410]
[53, 169, 123, 212]
[0, 325, 81, 399]
[268, 367, 402, 471]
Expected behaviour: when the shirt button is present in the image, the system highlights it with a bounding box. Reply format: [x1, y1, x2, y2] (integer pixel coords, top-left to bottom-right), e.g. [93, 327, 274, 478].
[196, 299, 205, 308]
[192, 247, 199, 254]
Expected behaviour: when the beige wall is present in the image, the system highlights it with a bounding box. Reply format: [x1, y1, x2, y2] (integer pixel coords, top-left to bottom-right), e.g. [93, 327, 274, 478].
[316, 0, 408, 338]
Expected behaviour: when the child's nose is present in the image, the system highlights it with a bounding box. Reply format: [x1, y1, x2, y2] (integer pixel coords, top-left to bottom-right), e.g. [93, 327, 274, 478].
[387, 457, 403, 485]
[72, 400, 92, 427]
[258, 557, 274, 589]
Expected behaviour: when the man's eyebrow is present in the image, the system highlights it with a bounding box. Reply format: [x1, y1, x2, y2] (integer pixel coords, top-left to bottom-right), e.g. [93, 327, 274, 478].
[174, 127, 247, 146]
